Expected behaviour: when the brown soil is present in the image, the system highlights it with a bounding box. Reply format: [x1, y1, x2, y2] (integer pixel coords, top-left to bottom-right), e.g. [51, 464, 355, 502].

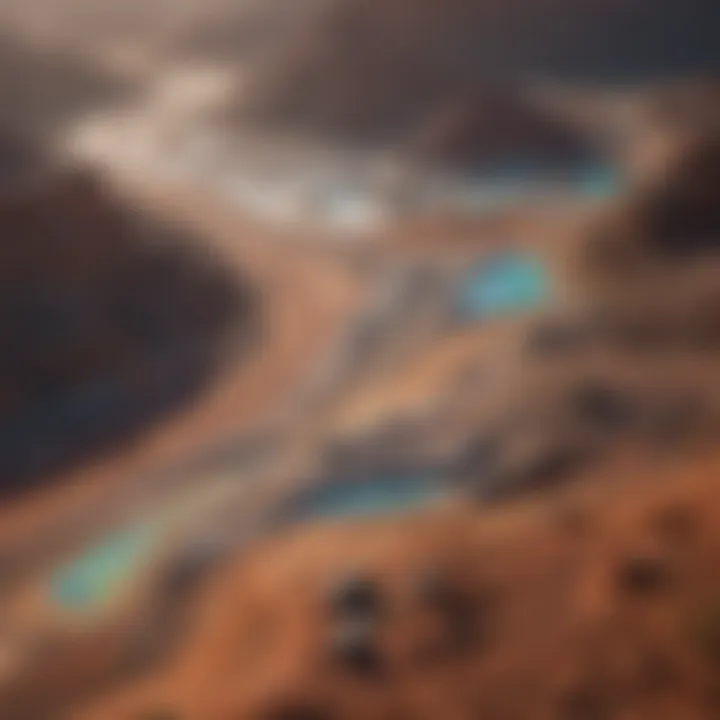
[73, 449, 720, 720]
[42, 121, 720, 720]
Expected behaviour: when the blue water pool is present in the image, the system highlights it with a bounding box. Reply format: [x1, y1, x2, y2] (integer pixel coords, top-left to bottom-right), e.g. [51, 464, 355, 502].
[457, 252, 552, 321]
[459, 162, 622, 211]
[292, 473, 445, 522]
[575, 165, 622, 199]
[50, 524, 158, 612]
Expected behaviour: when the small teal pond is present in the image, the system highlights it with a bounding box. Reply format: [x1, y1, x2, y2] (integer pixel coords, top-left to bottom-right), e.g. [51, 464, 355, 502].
[292, 473, 445, 522]
[50, 524, 158, 612]
[574, 164, 622, 199]
[459, 163, 622, 212]
[457, 252, 552, 321]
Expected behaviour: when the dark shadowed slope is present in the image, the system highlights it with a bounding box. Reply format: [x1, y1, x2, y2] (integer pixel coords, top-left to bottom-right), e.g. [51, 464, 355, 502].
[0, 158, 256, 499]
[244, 0, 720, 143]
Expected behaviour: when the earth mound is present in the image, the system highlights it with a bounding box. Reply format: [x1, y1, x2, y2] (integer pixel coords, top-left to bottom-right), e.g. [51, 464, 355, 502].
[406, 88, 594, 173]
[641, 79, 720, 137]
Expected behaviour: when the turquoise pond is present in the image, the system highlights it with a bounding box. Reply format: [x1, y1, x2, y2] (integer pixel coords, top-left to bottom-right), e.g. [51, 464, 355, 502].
[49, 478, 444, 611]
[50, 524, 158, 611]
[459, 163, 622, 212]
[292, 473, 445, 522]
[575, 165, 622, 199]
[492, 163, 620, 196]
[457, 252, 552, 321]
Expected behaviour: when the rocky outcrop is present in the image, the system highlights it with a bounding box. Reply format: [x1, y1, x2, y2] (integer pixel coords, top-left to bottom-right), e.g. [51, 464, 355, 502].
[576, 130, 720, 344]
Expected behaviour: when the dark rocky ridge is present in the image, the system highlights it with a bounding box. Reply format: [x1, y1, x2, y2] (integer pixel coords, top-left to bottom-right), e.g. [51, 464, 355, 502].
[0, 160, 256, 498]
[245, 0, 720, 144]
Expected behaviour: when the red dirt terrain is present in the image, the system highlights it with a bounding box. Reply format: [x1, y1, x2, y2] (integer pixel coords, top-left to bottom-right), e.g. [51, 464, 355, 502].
[3, 9, 720, 711]
[74, 449, 720, 720]
[28, 118, 720, 720]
